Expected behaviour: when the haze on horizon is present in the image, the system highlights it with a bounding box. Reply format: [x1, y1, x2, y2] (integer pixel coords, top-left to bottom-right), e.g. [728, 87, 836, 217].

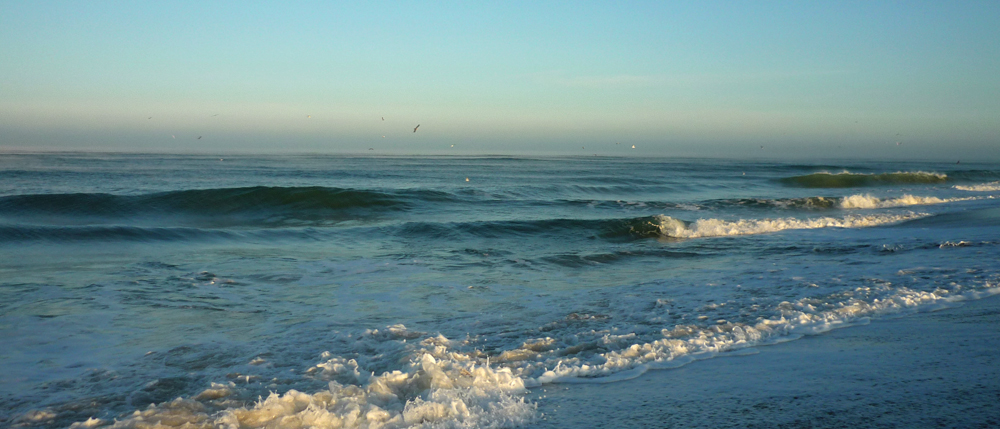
[2, 1, 998, 160]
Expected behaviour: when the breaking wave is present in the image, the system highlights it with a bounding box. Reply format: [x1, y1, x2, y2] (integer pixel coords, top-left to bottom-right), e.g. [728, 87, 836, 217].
[954, 181, 1000, 192]
[648, 212, 925, 239]
[837, 194, 973, 209]
[780, 171, 948, 188]
[75, 281, 1000, 429]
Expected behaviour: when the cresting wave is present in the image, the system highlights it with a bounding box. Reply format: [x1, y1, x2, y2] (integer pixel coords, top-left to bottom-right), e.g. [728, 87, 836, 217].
[954, 181, 1000, 192]
[709, 194, 970, 211]
[836, 194, 974, 209]
[73, 277, 1000, 429]
[0, 187, 452, 226]
[649, 212, 926, 239]
[779, 171, 948, 188]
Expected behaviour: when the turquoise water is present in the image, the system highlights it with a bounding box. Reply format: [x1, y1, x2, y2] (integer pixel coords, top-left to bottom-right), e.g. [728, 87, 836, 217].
[2, 154, 999, 428]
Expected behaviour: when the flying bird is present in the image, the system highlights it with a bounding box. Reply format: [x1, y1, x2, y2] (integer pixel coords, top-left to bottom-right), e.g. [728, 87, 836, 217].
[382, 117, 384, 121]
[197, 136, 202, 139]
[413, 124, 420, 133]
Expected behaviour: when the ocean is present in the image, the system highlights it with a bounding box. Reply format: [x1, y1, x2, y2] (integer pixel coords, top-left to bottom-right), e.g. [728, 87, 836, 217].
[2, 153, 999, 428]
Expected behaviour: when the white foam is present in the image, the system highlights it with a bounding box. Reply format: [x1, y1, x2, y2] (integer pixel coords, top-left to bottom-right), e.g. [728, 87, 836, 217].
[69, 417, 106, 428]
[838, 194, 970, 209]
[519, 282, 1000, 385]
[652, 212, 925, 239]
[99, 335, 535, 429]
[954, 181, 1000, 192]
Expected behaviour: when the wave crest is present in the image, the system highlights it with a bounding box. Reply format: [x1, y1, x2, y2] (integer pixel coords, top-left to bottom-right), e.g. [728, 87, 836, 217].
[838, 194, 971, 209]
[780, 171, 948, 188]
[651, 213, 925, 239]
[954, 181, 1000, 192]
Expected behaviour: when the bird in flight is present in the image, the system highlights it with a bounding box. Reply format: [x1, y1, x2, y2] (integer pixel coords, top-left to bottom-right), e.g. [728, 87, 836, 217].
[413, 124, 420, 133]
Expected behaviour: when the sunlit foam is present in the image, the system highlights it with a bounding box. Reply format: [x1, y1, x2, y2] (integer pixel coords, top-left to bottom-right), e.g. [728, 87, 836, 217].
[838, 194, 972, 209]
[954, 181, 1000, 192]
[651, 212, 926, 239]
[97, 334, 535, 429]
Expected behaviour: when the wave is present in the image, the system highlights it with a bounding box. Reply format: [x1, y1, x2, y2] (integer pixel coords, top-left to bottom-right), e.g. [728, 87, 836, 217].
[579, 193, 968, 214]
[954, 181, 1000, 192]
[779, 171, 948, 188]
[648, 212, 925, 239]
[0, 187, 453, 227]
[72, 282, 1000, 429]
[837, 194, 973, 209]
[0, 225, 237, 242]
[409, 211, 929, 243]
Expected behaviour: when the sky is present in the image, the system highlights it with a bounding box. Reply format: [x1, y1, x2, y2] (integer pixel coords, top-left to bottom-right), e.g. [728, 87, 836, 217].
[1, 1, 998, 159]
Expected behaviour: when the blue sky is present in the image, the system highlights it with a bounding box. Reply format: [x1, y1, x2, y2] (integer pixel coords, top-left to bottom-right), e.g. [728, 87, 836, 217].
[1, 1, 998, 159]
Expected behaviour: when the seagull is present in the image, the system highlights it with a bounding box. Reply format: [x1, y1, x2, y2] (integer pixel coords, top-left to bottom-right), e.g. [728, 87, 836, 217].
[382, 117, 384, 121]
[197, 136, 202, 139]
[413, 124, 420, 133]
[148, 117, 152, 119]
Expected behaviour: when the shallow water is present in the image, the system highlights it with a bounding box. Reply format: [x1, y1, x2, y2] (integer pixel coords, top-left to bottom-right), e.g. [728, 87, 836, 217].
[2, 154, 999, 428]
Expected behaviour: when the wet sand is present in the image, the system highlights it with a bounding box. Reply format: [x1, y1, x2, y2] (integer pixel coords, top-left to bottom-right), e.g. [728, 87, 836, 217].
[527, 294, 1000, 428]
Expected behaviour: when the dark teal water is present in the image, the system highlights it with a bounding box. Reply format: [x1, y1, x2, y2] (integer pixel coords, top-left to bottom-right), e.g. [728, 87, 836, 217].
[2, 153, 999, 428]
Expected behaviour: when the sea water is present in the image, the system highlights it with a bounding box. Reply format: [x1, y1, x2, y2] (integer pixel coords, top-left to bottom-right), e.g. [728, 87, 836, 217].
[1, 153, 998, 428]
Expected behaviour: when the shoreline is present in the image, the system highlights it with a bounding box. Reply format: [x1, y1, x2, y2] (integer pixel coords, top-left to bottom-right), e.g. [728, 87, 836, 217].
[526, 294, 1000, 428]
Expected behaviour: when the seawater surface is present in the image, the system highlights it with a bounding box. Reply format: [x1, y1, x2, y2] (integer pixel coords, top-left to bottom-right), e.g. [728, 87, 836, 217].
[2, 154, 999, 428]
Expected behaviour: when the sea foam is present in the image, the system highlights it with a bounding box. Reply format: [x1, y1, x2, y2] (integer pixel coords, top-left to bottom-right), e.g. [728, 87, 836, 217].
[98, 334, 535, 429]
[652, 212, 925, 239]
[838, 194, 972, 209]
[954, 181, 1000, 192]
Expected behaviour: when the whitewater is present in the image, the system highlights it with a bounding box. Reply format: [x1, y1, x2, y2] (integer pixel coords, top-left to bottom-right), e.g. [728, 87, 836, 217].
[2, 154, 999, 428]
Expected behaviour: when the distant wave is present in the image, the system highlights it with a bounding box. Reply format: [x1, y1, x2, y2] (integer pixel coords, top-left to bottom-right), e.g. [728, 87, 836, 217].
[649, 212, 925, 239]
[954, 181, 1000, 192]
[779, 171, 948, 188]
[582, 193, 967, 213]
[0, 225, 220, 242]
[0, 187, 453, 227]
